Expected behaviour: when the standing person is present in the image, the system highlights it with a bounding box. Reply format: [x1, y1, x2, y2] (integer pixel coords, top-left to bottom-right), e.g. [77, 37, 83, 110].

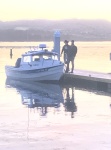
[67, 40, 77, 73]
[61, 40, 71, 73]
[61, 40, 70, 64]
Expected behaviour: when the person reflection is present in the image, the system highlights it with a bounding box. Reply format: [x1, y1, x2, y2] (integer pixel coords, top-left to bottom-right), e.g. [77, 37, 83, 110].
[64, 87, 77, 118]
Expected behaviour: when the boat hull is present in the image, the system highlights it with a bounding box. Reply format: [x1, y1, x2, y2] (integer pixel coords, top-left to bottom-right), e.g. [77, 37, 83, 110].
[5, 65, 64, 81]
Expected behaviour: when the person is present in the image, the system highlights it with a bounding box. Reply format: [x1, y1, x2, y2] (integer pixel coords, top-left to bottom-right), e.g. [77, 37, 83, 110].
[61, 40, 70, 64]
[66, 40, 77, 73]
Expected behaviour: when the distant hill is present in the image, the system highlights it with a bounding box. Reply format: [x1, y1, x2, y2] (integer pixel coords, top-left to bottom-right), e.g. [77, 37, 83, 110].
[0, 19, 111, 41]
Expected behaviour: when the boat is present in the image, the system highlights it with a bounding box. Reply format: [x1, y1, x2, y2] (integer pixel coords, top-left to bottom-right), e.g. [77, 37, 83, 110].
[5, 44, 65, 82]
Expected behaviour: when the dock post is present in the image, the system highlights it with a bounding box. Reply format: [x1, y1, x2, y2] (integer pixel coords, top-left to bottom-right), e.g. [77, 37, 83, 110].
[53, 30, 61, 60]
[10, 48, 13, 59]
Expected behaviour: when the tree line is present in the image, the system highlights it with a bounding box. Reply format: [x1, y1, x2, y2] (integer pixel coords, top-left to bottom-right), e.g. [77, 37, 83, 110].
[0, 28, 111, 42]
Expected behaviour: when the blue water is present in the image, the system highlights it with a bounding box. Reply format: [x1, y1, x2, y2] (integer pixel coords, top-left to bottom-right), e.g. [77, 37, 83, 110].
[0, 42, 111, 150]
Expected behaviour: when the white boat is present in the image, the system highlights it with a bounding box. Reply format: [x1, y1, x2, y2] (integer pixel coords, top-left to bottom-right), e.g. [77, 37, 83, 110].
[5, 44, 65, 82]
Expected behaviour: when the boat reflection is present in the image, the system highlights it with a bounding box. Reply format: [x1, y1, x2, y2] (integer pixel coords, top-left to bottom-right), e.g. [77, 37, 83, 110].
[5, 79, 77, 118]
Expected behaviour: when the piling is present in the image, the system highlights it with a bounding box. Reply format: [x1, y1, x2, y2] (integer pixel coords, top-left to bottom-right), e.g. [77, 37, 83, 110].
[53, 30, 61, 60]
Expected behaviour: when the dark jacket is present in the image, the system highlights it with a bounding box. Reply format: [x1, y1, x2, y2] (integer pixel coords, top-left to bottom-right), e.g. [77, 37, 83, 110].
[61, 45, 70, 55]
[68, 45, 77, 59]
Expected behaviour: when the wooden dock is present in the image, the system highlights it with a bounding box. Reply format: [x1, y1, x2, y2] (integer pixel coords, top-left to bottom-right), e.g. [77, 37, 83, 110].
[63, 69, 111, 83]
[62, 69, 111, 93]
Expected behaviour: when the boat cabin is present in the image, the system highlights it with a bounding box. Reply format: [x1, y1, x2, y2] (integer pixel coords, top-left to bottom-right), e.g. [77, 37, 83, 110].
[15, 44, 60, 68]
[21, 49, 59, 64]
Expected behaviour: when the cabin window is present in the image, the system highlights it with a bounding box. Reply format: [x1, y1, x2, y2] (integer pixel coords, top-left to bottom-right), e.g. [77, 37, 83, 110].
[43, 55, 51, 60]
[23, 56, 31, 62]
[33, 56, 40, 61]
[52, 55, 58, 60]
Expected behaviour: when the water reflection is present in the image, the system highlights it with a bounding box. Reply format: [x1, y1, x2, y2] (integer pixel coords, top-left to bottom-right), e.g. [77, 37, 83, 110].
[64, 87, 77, 118]
[5, 79, 77, 118]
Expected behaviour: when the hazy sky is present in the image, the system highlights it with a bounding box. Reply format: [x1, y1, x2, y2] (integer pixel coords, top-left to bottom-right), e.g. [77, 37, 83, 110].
[0, 0, 111, 21]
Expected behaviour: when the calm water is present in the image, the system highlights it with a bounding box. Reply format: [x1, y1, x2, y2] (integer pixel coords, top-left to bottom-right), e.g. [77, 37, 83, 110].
[0, 42, 111, 150]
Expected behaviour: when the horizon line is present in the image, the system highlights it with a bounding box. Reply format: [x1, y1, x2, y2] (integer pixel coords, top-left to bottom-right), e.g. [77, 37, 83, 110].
[0, 18, 111, 23]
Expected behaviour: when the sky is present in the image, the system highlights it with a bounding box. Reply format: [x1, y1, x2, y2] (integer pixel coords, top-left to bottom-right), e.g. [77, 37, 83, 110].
[0, 0, 111, 21]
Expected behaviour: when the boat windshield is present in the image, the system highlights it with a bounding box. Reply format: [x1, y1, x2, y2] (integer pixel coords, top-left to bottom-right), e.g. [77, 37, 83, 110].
[33, 55, 40, 61]
[43, 54, 58, 60]
[52, 55, 58, 60]
[43, 55, 51, 60]
[32, 54, 58, 61]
